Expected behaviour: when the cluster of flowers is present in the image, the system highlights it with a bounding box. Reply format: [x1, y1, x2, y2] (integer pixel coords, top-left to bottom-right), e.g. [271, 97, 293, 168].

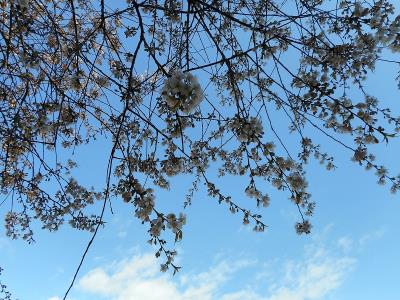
[149, 213, 186, 239]
[190, 141, 210, 170]
[161, 156, 185, 176]
[127, 180, 156, 222]
[119, 176, 187, 242]
[110, 60, 126, 79]
[287, 173, 308, 193]
[230, 116, 264, 143]
[165, 213, 186, 234]
[352, 147, 368, 164]
[163, 0, 182, 22]
[17, 0, 29, 10]
[149, 216, 164, 237]
[295, 220, 312, 235]
[245, 184, 270, 207]
[161, 70, 203, 113]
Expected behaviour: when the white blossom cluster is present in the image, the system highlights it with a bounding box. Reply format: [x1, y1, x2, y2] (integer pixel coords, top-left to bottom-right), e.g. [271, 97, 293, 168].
[287, 173, 308, 192]
[149, 213, 186, 239]
[352, 147, 368, 163]
[190, 142, 210, 170]
[245, 185, 270, 207]
[161, 70, 203, 113]
[295, 220, 312, 235]
[166, 213, 186, 234]
[348, 1, 400, 52]
[149, 216, 164, 237]
[161, 157, 185, 176]
[110, 60, 125, 79]
[230, 116, 264, 143]
[17, 0, 29, 10]
[134, 187, 156, 221]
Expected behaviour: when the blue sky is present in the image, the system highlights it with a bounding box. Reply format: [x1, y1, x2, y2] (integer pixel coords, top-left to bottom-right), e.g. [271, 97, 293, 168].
[2, 3, 400, 299]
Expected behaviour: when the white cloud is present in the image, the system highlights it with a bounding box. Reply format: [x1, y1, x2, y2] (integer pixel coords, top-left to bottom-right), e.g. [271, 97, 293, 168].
[220, 290, 261, 300]
[264, 246, 355, 300]
[337, 236, 353, 252]
[117, 231, 127, 238]
[78, 253, 254, 300]
[359, 227, 386, 246]
[76, 242, 354, 300]
[47, 297, 62, 300]
[79, 253, 180, 300]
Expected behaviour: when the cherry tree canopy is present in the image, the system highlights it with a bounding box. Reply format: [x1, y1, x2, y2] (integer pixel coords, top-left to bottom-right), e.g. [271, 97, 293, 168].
[1, 0, 400, 280]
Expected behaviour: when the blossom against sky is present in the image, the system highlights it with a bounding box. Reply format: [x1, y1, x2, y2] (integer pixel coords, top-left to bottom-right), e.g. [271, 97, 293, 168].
[1, 1, 400, 299]
[2, 127, 400, 300]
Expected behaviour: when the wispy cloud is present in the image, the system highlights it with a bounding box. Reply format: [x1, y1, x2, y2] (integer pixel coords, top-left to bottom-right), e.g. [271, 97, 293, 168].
[337, 236, 353, 252]
[78, 253, 255, 300]
[71, 238, 355, 300]
[263, 245, 355, 300]
[359, 227, 386, 246]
